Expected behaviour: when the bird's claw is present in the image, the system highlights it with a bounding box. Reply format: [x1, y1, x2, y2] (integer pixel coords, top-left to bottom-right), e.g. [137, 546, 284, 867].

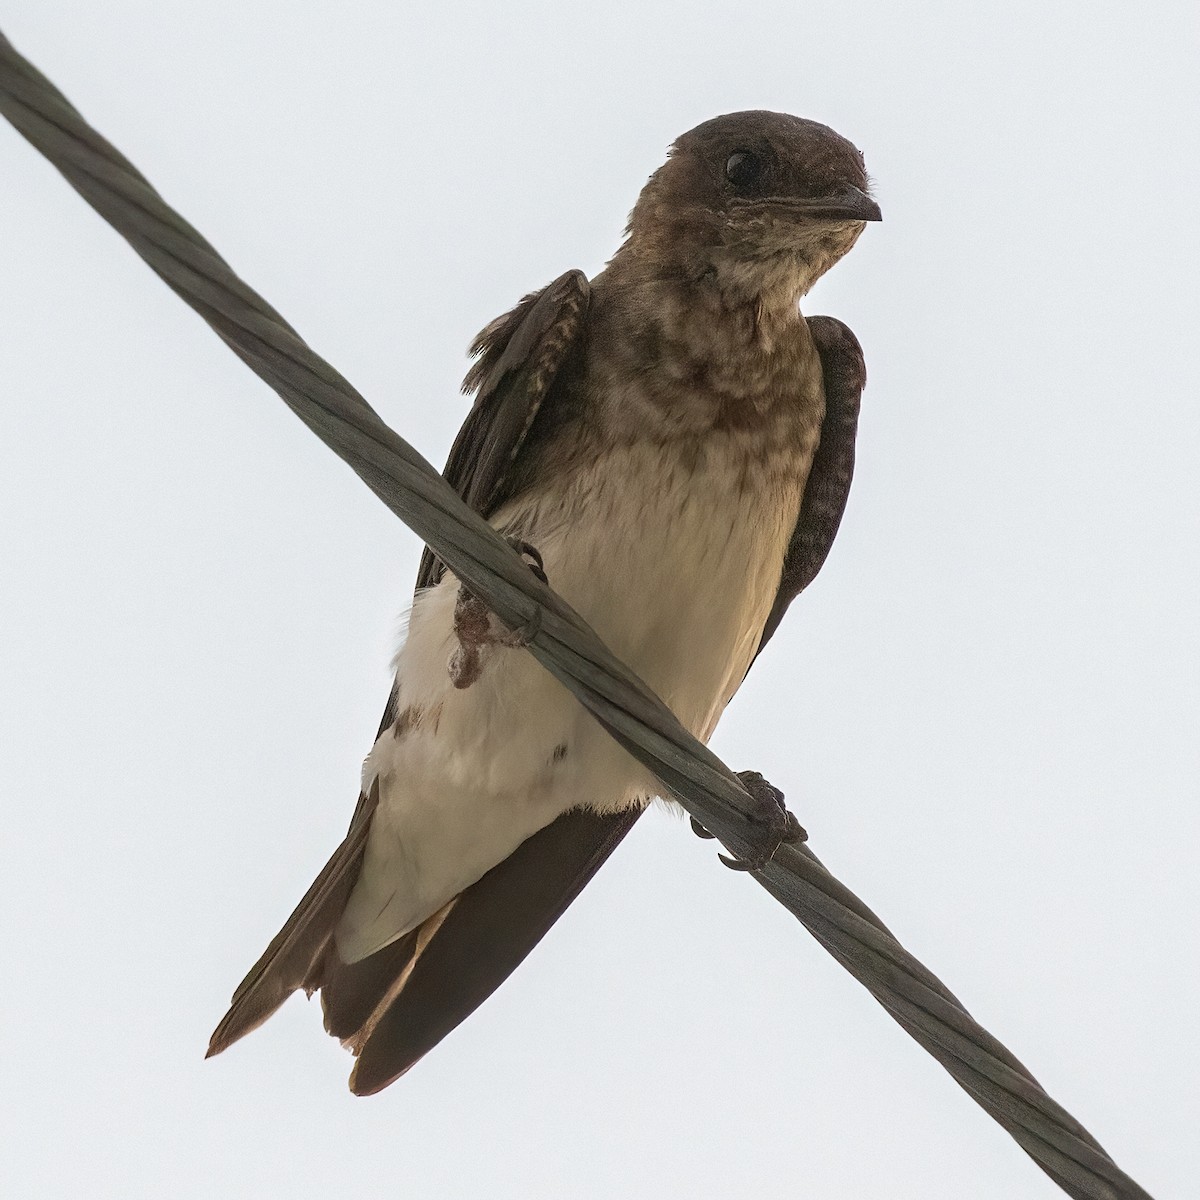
[508, 538, 548, 586]
[502, 538, 548, 645]
[493, 537, 548, 646]
[716, 770, 807, 872]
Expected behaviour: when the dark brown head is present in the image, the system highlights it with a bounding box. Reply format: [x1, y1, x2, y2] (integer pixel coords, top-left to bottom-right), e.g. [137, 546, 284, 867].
[624, 111, 879, 304]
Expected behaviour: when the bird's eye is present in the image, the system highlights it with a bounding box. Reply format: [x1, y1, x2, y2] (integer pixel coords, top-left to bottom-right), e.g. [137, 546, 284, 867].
[725, 150, 765, 189]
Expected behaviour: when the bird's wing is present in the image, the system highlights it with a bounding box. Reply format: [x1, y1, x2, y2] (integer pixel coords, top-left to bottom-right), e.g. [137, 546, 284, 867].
[754, 315, 866, 661]
[416, 268, 591, 589]
[206, 781, 382, 1058]
[208, 270, 634, 1068]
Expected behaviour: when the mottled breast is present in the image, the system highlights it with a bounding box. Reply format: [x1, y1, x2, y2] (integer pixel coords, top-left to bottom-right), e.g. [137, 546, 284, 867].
[498, 307, 826, 739]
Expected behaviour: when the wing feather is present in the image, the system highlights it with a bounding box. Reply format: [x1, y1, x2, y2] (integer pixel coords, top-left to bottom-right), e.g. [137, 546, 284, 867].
[754, 315, 866, 660]
[209, 271, 601, 1065]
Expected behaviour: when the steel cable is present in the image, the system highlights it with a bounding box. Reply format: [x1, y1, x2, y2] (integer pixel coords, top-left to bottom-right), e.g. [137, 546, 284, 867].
[0, 30, 1153, 1200]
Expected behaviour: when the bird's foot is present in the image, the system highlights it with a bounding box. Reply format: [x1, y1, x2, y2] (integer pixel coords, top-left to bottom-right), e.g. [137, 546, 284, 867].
[499, 540, 548, 647]
[449, 538, 548, 688]
[702, 770, 806, 872]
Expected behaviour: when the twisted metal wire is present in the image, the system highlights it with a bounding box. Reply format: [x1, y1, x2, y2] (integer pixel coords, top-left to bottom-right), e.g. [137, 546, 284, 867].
[0, 31, 1153, 1200]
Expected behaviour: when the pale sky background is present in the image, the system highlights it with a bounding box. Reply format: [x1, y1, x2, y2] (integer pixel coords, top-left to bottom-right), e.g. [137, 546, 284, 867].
[1, 4, 1197, 1198]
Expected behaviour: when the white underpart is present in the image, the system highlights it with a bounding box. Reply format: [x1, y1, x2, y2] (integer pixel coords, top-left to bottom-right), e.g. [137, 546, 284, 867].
[335, 435, 806, 962]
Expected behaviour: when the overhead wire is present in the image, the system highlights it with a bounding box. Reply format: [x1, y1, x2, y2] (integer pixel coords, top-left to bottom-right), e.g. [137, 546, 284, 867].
[0, 31, 1154, 1200]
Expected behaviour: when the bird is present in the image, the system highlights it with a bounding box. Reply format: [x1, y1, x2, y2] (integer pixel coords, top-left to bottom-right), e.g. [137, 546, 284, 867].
[207, 110, 878, 1095]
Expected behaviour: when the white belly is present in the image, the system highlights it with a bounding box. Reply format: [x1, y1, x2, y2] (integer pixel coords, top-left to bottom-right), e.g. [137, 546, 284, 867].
[335, 439, 805, 961]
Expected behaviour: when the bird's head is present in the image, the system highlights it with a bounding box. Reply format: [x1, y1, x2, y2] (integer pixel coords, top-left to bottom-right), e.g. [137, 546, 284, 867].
[624, 110, 879, 307]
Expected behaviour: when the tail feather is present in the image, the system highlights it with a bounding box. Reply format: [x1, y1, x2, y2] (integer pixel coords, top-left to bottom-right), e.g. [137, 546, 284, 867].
[320, 928, 419, 1041]
[208, 799, 640, 1091]
[345, 807, 638, 1095]
[206, 782, 380, 1058]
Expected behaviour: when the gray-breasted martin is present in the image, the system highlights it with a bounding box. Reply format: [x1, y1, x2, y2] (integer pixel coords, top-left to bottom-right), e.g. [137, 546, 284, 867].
[209, 110, 878, 1094]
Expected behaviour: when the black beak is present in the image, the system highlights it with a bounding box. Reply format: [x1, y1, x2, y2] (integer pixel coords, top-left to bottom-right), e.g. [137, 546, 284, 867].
[809, 185, 882, 222]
